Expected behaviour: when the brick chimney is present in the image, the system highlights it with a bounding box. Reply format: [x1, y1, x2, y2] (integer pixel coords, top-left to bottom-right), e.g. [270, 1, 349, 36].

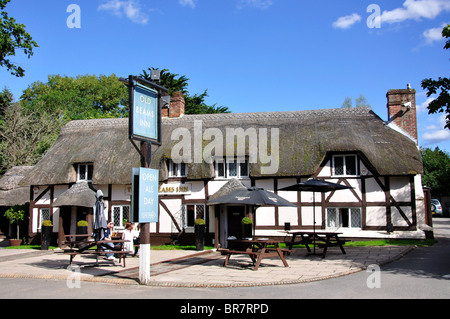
[386, 85, 417, 143]
[162, 91, 185, 118]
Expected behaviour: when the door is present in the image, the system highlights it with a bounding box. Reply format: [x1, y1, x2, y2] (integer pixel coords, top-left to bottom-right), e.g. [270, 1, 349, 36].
[227, 206, 245, 239]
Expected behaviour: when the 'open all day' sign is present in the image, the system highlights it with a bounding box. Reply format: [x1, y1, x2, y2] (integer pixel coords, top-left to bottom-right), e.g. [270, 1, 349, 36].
[131, 167, 159, 223]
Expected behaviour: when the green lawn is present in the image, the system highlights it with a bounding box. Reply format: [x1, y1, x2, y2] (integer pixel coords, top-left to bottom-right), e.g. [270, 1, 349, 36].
[2, 239, 434, 251]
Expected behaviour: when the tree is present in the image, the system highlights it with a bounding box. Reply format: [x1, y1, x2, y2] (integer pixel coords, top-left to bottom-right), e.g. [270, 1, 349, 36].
[141, 67, 230, 114]
[0, 101, 58, 173]
[420, 147, 450, 198]
[20, 74, 128, 121]
[341, 96, 352, 108]
[0, 0, 38, 77]
[421, 24, 450, 129]
[355, 94, 371, 108]
[341, 95, 371, 108]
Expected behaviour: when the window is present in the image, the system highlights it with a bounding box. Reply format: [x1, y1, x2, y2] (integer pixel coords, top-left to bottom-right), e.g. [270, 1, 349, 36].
[182, 204, 205, 228]
[77, 163, 93, 182]
[332, 155, 357, 176]
[326, 208, 361, 229]
[215, 158, 249, 179]
[112, 205, 130, 228]
[39, 208, 51, 230]
[168, 161, 187, 178]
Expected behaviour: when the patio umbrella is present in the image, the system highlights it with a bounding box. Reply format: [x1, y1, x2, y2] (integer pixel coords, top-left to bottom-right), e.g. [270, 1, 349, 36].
[279, 178, 353, 255]
[93, 190, 107, 241]
[207, 186, 297, 239]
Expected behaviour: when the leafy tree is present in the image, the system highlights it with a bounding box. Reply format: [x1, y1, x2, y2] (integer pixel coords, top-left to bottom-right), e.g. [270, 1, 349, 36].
[0, 101, 58, 173]
[421, 24, 450, 129]
[341, 96, 352, 108]
[0, 0, 38, 77]
[141, 67, 230, 114]
[420, 147, 450, 197]
[341, 95, 371, 109]
[20, 74, 128, 121]
[355, 94, 371, 108]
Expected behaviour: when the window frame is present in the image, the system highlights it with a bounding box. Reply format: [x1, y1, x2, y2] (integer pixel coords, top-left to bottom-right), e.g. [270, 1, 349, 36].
[326, 207, 362, 229]
[112, 204, 131, 229]
[38, 207, 51, 231]
[182, 204, 205, 229]
[214, 158, 249, 179]
[168, 160, 187, 178]
[76, 163, 93, 182]
[332, 154, 358, 177]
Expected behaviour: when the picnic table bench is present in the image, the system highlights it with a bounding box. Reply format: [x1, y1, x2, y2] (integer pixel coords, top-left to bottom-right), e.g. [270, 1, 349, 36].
[218, 239, 291, 271]
[63, 235, 132, 267]
[285, 231, 348, 258]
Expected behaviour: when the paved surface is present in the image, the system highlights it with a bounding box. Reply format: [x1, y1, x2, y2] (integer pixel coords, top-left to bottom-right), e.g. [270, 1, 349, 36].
[0, 244, 414, 287]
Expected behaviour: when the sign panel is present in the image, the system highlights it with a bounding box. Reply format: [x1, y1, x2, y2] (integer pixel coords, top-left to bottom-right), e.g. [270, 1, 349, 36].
[158, 183, 192, 195]
[130, 81, 160, 144]
[131, 167, 159, 223]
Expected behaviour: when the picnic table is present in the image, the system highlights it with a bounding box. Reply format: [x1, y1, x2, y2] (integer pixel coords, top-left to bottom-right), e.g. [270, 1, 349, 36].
[219, 239, 291, 271]
[285, 231, 347, 258]
[63, 235, 132, 267]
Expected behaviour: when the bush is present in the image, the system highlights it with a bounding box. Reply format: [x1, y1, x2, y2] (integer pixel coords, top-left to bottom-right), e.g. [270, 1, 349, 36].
[241, 217, 253, 224]
[194, 218, 205, 225]
[77, 220, 88, 227]
[42, 220, 53, 227]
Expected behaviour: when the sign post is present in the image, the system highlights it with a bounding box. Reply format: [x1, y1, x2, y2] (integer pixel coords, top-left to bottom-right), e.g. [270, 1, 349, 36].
[128, 75, 167, 285]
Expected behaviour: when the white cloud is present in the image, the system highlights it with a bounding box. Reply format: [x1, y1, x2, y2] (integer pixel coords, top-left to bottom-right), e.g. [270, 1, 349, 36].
[380, 0, 450, 24]
[98, 0, 149, 25]
[423, 22, 448, 43]
[237, 0, 273, 10]
[422, 114, 450, 143]
[179, 0, 196, 8]
[418, 96, 435, 112]
[332, 13, 362, 29]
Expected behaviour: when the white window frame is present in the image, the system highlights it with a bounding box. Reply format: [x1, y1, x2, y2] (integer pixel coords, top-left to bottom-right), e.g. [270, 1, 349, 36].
[182, 204, 205, 229]
[168, 160, 187, 178]
[77, 163, 93, 182]
[214, 158, 249, 179]
[332, 155, 358, 177]
[38, 208, 51, 231]
[326, 207, 362, 229]
[112, 205, 130, 229]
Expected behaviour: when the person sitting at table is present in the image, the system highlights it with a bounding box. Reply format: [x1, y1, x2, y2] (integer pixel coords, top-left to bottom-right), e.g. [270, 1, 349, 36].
[101, 221, 116, 261]
[122, 222, 135, 256]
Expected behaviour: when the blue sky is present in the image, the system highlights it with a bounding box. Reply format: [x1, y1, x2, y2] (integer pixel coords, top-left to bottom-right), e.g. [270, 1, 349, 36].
[1, 0, 450, 152]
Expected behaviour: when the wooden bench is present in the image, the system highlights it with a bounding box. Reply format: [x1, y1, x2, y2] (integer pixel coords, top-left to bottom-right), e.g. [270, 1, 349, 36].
[63, 238, 131, 267]
[64, 248, 133, 267]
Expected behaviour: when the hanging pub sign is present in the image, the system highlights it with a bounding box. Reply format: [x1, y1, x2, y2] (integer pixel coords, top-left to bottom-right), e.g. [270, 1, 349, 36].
[131, 167, 159, 223]
[129, 78, 161, 144]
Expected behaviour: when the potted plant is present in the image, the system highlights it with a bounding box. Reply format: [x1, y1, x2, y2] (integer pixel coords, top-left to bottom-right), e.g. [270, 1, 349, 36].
[41, 220, 53, 250]
[241, 217, 253, 239]
[4, 205, 25, 246]
[76, 220, 88, 235]
[194, 218, 206, 251]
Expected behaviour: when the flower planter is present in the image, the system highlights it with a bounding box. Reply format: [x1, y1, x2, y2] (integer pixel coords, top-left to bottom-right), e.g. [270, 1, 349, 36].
[194, 224, 206, 251]
[41, 225, 53, 250]
[9, 239, 22, 246]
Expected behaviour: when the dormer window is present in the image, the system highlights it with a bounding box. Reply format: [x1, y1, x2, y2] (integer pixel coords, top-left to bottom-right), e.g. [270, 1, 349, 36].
[214, 158, 249, 179]
[332, 155, 358, 177]
[76, 163, 93, 182]
[168, 160, 187, 178]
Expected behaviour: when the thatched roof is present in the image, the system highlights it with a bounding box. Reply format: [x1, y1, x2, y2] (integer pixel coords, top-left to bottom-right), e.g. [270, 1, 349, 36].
[208, 179, 247, 201]
[21, 107, 423, 186]
[52, 181, 97, 208]
[152, 107, 423, 178]
[0, 166, 33, 206]
[21, 118, 140, 186]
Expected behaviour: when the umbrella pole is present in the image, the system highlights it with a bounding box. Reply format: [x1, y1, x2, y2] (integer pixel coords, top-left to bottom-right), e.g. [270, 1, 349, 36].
[313, 191, 316, 255]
